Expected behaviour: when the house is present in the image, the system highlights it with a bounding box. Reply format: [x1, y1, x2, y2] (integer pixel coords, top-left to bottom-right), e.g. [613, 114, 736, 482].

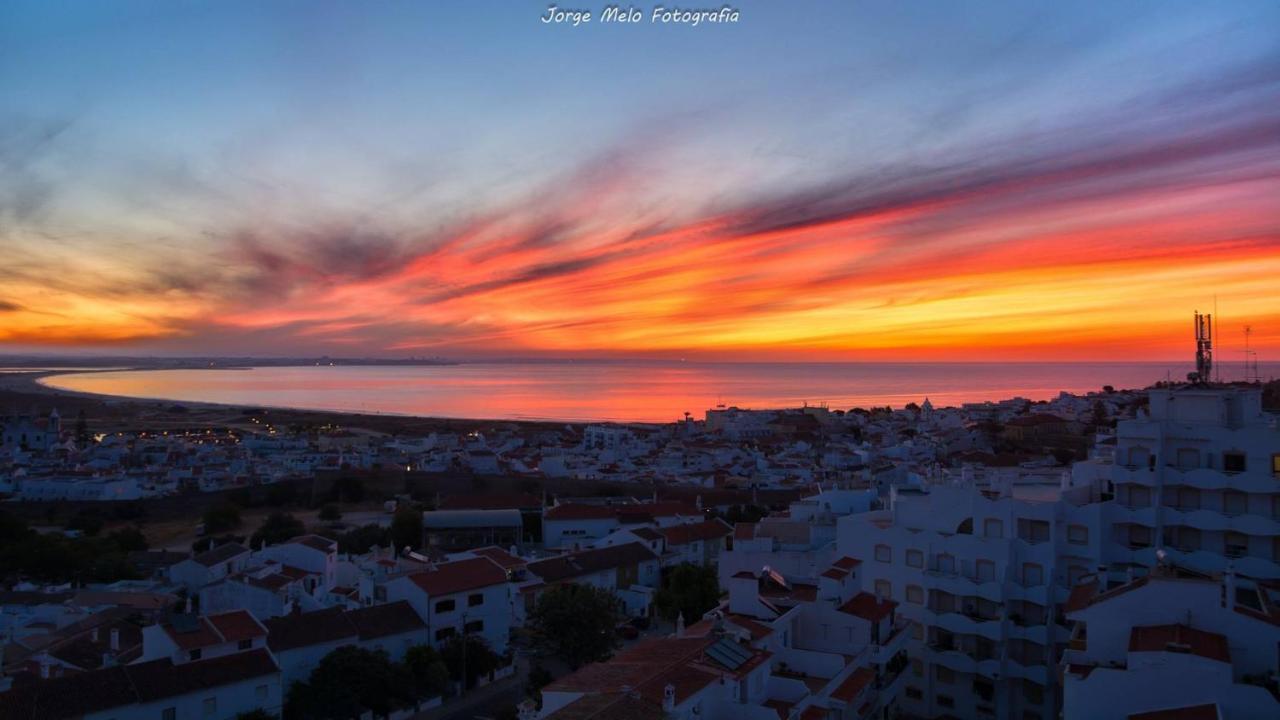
[384, 556, 512, 653]
[524, 542, 661, 618]
[0, 649, 282, 720]
[542, 501, 701, 549]
[264, 601, 428, 689]
[139, 610, 268, 665]
[658, 518, 733, 567]
[169, 543, 251, 591]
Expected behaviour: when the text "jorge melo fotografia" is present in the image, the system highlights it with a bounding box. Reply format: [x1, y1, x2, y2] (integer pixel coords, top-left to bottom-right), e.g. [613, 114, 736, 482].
[541, 5, 740, 27]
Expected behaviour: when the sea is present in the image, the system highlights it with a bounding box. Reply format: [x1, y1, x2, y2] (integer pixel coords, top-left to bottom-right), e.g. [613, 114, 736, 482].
[37, 361, 1278, 424]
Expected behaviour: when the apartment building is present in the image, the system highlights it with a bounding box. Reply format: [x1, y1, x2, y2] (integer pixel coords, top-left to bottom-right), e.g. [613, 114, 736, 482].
[1062, 562, 1280, 719]
[1091, 384, 1280, 580]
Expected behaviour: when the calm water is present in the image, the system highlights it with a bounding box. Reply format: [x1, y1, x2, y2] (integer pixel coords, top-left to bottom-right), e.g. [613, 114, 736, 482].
[38, 361, 1276, 423]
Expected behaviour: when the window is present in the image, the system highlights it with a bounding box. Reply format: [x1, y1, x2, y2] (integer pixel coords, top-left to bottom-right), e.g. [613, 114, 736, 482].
[874, 544, 891, 563]
[906, 549, 923, 568]
[1225, 531, 1249, 558]
[936, 553, 955, 575]
[874, 579, 891, 598]
[906, 585, 923, 604]
[1017, 519, 1050, 544]
[435, 627, 456, 642]
[468, 593, 484, 607]
[163, 709, 176, 720]
[935, 665, 955, 684]
[1223, 451, 1246, 473]
[238, 639, 252, 650]
[910, 659, 923, 677]
[937, 694, 955, 709]
[255, 685, 268, 701]
[435, 599, 456, 613]
[983, 519, 1003, 538]
[911, 623, 923, 641]
[1128, 525, 1152, 548]
[1223, 490, 1248, 516]
[202, 698, 216, 717]
[1067, 525, 1088, 545]
[189, 648, 202, 661]
[464, 619, 484, 634]
[975, 559, 996, 582]
[1022, 563, 1044, 587]
[906, 686, 923, 700]
[1272, 454, 1280, 478]
[1127, 486, 1151, 508]
[1176, 487, 1200, 510]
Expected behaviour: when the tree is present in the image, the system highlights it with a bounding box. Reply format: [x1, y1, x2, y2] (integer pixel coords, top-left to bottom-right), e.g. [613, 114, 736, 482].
[330, 476, 365, 503]
[528, 584, 620, 669]
[202, 504, 242, 534]
[337, 524, 391, 554]
[404, 644, 451, 699]
[318, 504, 343, 522]
[251, 512, 305, 549]
[439, 634, 502, 690]
[107, 526, 149, 552]
[655, 563, 720, 625]
[391, 507, 422, 551]
[67, 509, 104, 536]
[284, 646, 414, 720]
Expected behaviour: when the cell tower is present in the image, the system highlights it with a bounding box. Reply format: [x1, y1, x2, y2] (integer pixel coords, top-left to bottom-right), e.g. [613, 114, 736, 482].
[1244, 325, 1260, 383]
[1193, 311, 1213, 383]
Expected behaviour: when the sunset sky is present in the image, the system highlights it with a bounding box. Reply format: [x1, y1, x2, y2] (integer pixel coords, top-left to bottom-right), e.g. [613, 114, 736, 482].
[1, 0, 1278, 361]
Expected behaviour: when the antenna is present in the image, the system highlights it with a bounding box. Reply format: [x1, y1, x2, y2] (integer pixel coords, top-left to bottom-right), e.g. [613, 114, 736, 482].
[1213, 296, 1220, 383]
[1192, 311, 1213, 384]
[1244, 325, 1259, 384]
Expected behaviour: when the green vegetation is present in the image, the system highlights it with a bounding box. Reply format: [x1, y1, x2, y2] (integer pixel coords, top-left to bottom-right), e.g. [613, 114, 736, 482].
[0, 510, 143, 584]
[390, 507, 423, 550]
[655, 563, 720, 624]
[201, 504, 242, 533]
[284, 643, 452, 720]
[318, 503, 343, 522]
[528, 584, 620, 669]
[439, 634, 503, 690]
[335, 524, 392, 554]
[250, 512, 306, 549]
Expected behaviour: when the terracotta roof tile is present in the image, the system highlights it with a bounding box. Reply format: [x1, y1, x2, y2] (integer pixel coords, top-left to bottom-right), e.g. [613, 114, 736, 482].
[837, 593, 896, 622]
[1128, 625, 1230, 664]
[409, 557, 508, 597]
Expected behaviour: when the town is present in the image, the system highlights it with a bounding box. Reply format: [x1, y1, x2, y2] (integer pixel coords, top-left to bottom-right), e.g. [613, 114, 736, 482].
[1, 360, 1277, 720]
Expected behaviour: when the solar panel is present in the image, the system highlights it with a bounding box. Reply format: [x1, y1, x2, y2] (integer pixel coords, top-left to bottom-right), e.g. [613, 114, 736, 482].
[705, 638, 753, 670]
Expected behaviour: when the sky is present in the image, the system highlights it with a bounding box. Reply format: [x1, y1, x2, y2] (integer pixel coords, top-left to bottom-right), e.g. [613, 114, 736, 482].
[0, 0, 1278, 361]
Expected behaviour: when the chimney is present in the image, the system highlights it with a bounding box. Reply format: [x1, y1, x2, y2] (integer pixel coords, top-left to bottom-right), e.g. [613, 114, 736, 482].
[91, 627, 100, 643]
[110, 628, 120, 652]
[662, 683, 675, 712]
[676, 612, 685, 638]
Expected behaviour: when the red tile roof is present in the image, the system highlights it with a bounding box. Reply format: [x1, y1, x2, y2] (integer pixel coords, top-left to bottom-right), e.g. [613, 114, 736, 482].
[470, 545, 527, 570]
[1128, 625, 1230, 664]
[409, 557, 508, 597]
[733, 523, 756, 541]
[546, 502, 699, 522]
[830, 667, 875, 703]
[832, 556, 861, 570]
[837, 593, 897, 622]
[658, 519, 732, 546]
[206, 610, 266, 644]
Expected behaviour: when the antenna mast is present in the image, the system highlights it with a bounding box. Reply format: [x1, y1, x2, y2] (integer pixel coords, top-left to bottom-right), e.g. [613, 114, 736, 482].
[1244, 325, 1259, 383]
[1193, 311, 1213, 384]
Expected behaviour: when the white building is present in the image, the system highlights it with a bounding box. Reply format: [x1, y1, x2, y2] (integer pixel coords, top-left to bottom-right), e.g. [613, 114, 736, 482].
[383, 556, 512, 653]
[1062, 563, 1280, 719]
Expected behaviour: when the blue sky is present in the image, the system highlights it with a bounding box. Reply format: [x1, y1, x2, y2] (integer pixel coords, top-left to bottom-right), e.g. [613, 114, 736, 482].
[1, 1, 1277, 358]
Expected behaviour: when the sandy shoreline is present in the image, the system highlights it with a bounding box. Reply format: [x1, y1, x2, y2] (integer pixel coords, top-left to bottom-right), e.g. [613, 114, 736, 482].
[0, 368, 577, 434]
